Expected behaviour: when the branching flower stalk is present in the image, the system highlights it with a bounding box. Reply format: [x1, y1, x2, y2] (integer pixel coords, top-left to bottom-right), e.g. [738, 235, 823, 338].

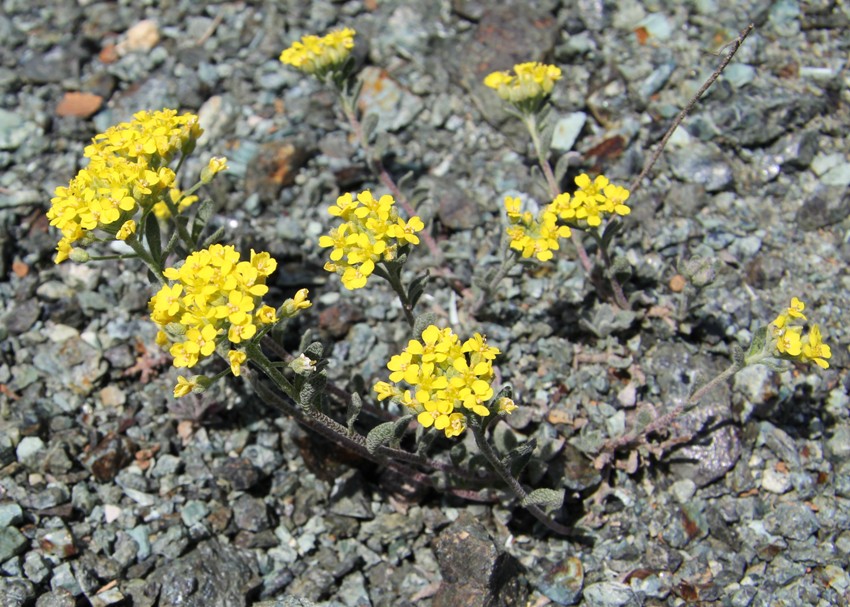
[485, 62, 628, 307]
[601, 297, 832, 459]
[279, 28, 443, 264]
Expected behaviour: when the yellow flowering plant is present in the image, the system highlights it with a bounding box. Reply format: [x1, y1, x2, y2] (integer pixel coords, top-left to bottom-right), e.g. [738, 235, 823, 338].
[43, 20, 836, 545]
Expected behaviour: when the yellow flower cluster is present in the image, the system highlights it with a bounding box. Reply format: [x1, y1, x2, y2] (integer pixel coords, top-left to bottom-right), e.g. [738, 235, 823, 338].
[484, 62, 562, 106]
[552, 174, 631, 229]
[85, 109, 202, 167]
[770, 297, 831, 369]
[319, 190, 424, 290]
[47, 109, 204, 263]
[279, 28, 356, 76]
[373, 325, 506, 438]
[149, 244, 280, 374]
[505, 196, 572, 262]
[504, 174, 631, 262]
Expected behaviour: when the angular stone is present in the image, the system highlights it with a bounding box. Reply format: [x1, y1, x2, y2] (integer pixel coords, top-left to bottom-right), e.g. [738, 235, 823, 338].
[432, 512, 527, 607]
[148, 538, 260, 607]
[0, 527, 28, 562]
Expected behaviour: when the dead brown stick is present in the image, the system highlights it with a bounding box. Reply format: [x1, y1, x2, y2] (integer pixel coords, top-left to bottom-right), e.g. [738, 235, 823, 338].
[628, 23, 755, 195]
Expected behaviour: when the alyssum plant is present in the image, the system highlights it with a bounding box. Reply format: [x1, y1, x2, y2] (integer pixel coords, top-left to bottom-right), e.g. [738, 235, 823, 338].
[46, 26, 831, 538]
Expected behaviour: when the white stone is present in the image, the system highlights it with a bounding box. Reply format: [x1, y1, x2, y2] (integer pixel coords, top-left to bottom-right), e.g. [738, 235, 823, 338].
[761, 467, 792, 494]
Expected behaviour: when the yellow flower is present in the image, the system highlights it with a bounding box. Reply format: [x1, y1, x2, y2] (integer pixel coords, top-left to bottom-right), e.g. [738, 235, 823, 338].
[173, 375, 198, 398]
[801, 325, 831, 369]
[255, 305, 278, 325]
[766, 298, 831, 370]
[48, 109, 202, 263]
[776, 326, 802, 357]
[201, 156, 228, 183]
[279, 28, 356, 76]
[86, 109, 203, 164]
[504, 196, 571, 261]
[150, 245, 278, 370]
[321, 190, 424, 291]
[373, 325, 505, 438]
[115, 219, 136, 241]
[497, 397, 518, 415]
[484, 62, 562, 108]
[227, 350, 247, 376]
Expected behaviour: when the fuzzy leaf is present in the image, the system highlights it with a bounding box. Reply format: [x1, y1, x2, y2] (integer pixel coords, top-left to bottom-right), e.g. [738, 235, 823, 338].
[746, 326, 768, 360]
[366, 422, 396, 454]
[191, 199, 215, 242]
[600, 219, 623, 250]
[539, 118, 555, 159]
[521, 488, 564, 509]
[144, 213, 162, 265]
[554, 153, 572, 185]
[346, 392, 363, 433]
[162, 229, 180, 257]
[408, 271, 431, 308]
[450, 442, 467, 466]
[361, 113, 380, 143]
[412, 313, 438, 339]
[502, 438, 537, 477]
[299, 382, 318, 412]
[392, 414, 413, 442]
[200, 225, 225, 249]
[416, 425, 438, 456]
[731, 343, 745, 369]
[396, 171, 416, 193]
[609, 255, 632, 280]
[304, 341, 324, 360]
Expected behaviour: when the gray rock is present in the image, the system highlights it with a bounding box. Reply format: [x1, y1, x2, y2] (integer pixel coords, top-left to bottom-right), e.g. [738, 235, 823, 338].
[0, 502, 24, 527]
[0, 527, 28, 562]
[670, 479, 697, 504]
[39, 527, 76, 559]
[432, 512, 527, 607]
[760, 467, 792, 494]
[711, 89, 826, 147]
[50, 562, 82, 596]
[23, 551, 50, 584]
[233, 495, 270, 532]
[15, 436, 45, 467]
[536, 557, 583, 605]
[551, 112, 587, 152]
[127, 525, 152, 561]
[827, 423, 850, 459]
[149, 538, 259, 607]
[669, 144, 733, 192]
[583, 581, 640, 607]
[0, 109, 43, 151]
[0, 577, 35, 606]
[180, 500, 210, 528]
[768, 130, 819, 171]
[328, 469, 374, 520]
[764, 502, 820, 541]
[795, 185, 850, 231]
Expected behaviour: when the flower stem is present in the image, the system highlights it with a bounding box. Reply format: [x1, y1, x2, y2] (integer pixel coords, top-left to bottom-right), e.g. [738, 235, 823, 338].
[602, 359, 742, 454]
[471, 423, 576, 537]
[125, 237, 166, 286]
[472, 248, 518, 314]
[339, 94, 443, 263]
[244, 343, 297, 400]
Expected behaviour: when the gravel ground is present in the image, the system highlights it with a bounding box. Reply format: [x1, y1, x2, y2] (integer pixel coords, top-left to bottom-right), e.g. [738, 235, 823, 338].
[1, 1, 850, 606]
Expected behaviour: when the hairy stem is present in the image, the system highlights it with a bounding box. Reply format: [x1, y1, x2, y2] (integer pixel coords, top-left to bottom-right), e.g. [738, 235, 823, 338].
[471, 423, 576, 537]
[602, 359, 742, 454]
[339, 95, 443, 263]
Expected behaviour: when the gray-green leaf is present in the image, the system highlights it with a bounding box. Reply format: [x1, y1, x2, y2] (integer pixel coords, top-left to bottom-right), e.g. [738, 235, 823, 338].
[521, 488, 564, 509]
